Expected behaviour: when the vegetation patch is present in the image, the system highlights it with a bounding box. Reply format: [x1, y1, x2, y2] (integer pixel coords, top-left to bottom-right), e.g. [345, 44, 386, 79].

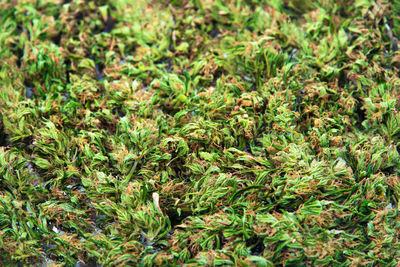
[1, 0, 400, 265]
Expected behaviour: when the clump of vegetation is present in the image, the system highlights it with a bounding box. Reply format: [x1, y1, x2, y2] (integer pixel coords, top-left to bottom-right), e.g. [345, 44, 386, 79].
[1, 0, 400, 265]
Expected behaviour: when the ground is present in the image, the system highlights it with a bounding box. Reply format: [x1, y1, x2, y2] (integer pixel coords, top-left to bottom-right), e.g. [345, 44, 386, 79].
[1, 0, 400, 266]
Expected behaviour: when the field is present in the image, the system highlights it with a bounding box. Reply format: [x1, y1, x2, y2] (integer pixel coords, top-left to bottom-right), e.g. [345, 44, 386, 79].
[1, 0, 400, 265]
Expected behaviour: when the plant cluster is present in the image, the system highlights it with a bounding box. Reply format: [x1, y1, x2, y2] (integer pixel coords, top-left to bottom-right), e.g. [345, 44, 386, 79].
[1, 0, 400, 265]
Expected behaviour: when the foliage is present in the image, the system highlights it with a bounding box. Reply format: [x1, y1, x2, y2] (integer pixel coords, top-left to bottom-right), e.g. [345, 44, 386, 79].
[0, 0, 400, 265]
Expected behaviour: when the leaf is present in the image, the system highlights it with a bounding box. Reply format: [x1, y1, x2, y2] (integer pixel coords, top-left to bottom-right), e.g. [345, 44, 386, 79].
[245, 256, 274, 267]
[299, 197, 322, 216]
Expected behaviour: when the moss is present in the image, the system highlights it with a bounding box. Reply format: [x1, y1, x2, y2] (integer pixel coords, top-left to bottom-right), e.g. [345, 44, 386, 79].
[1, 0, 400, 265]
